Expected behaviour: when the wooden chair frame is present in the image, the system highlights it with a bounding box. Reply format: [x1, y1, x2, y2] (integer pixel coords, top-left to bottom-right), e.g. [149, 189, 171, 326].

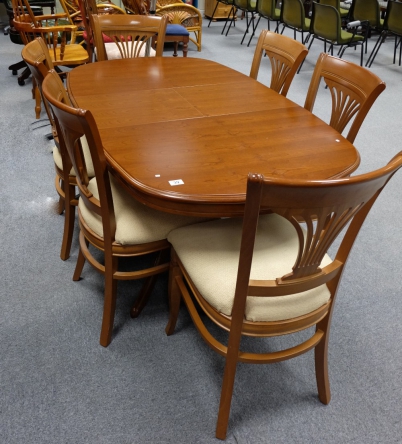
[304, 53, 386, 143]
[42, 70, 173, 347]
[250, 29, 308, 97]
[21, 37, 82, 262]
[166, 154, 402, 439]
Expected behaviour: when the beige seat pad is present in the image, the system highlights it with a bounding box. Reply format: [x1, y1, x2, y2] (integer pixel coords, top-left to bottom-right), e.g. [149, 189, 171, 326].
[52, 136, 95, 178]
[168, 214, 332, 322]
[79, 174, 208, 245]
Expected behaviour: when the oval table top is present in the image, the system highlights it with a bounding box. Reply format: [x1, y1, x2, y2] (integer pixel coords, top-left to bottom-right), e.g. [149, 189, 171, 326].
[67, 57, 360, 217]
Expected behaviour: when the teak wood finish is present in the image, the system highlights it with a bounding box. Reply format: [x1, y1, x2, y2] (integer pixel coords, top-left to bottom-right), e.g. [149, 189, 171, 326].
[67, 57, 361, 218]
[166, 153, 402, 439]
[250, 29, 308, 97]
[304, 53, 386, 144]
[91, 13, 168, 60]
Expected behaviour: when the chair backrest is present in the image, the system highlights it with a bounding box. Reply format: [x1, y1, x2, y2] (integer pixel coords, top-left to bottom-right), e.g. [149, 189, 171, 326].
[121, 0, 149, 14]
[232, 152, 402, 327]
[310, 1, 341, 41]
[384, 0, 402, 35]
[257, 0, 279, 18]
[304, 53, 385, 143]
[249, 29, 308, 96]
[21, 37, 58, 140]
[349, 0, 381, 27]
[42, 70, 118, 243]
[91, 13, 167, 60]
[281, 0, 306, 28]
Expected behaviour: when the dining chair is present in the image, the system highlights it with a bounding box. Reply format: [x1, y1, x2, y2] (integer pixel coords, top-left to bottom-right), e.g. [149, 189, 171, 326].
[79, 0, 126, 61]
[42, 69, 209, 347]
[91, 13, 168, 60]
[249, 29, 308, 96]
[307, 1, 367, 66]
[304, 53, 385, 144]
[366, 0, 402, 68]
[280, 0, 311, 44]
[165, 153, 402, 440]
[21, 37, 95, 261]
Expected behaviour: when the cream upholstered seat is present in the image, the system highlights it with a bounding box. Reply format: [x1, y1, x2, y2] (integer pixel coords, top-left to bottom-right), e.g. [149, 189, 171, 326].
[42, 69, 209, 348]
[165, 160, 402, 439]
[168, 214, 331, 322]
[80, 174, 206, 245]
[52, 136, 95, 178]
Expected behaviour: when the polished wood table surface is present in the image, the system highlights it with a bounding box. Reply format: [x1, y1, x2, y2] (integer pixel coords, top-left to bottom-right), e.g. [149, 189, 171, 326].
[67, 58, 360, 217]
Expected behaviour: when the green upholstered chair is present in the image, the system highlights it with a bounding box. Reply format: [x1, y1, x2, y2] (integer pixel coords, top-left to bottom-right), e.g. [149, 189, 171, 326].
[280, 0, 311, 44]
[307, 1, 367, 66]
[250, 29, 308, 96]
[246, 0, 281, 46]
[207, 0, 236, 37]
[366, 0, 402, 67]
[320, 0, 349, 19]
[226, 0, 258, 44]
[349, 0, 383, 32]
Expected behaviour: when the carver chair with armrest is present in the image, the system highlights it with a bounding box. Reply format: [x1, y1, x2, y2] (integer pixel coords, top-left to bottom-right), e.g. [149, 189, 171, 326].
[307, 2, 367, 66]
[166, 153, 402, 440]
[91, 13, 167, 60]
[304, 53, 385, 144]
[366, 0, 402, 68]
[11, 0, 89, 116]
[21, 37, 95, 261]
[280, 0, 311, 44]
[42, 69, 209, 347]
[12, 0, 89, 66]
[250, 29, 308, 96]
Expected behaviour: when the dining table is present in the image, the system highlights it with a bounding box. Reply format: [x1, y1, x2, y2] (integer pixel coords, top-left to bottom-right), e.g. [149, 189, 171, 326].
[67, 57, 360, 217]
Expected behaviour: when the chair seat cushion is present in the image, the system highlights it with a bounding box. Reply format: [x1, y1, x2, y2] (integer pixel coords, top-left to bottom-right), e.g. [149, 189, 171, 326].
[166, 24, 190, 36]
[100, 41, 156, 59]
[79, 175, 208, 245]
[168, 214, 332, 322]
[339, 29, 364, 43]
[53, 136, 95, 177]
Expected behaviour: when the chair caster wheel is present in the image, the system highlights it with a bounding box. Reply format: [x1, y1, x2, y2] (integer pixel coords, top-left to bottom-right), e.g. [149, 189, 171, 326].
[18, 78, 25, 86]
[12, 70, 17, 75]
